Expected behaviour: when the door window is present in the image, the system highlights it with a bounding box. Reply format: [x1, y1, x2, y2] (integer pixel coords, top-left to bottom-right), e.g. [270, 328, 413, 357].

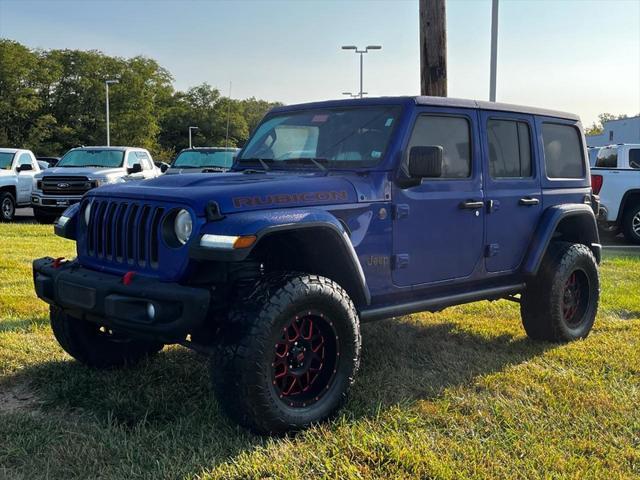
[17, 153, 34, 170]
[542, 123, 584, 178]
[487, 119, 532, 178]
[407, 115, 471, 178]
[629, 149, 640, 169]
[127, 152, 141, 168]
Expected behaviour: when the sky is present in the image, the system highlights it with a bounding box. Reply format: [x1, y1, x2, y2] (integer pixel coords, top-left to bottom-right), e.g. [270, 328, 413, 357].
[1, 0, 639, 126]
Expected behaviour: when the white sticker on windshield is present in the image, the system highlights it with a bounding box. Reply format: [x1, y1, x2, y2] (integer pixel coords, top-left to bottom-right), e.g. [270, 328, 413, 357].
[371, 150, 382, 158]
[385, 118, 394, 127]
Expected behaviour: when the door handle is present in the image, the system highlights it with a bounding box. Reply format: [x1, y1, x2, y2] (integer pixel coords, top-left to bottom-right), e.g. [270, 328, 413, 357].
[460, 200, 484, 209]
[519, 197, 540, 206]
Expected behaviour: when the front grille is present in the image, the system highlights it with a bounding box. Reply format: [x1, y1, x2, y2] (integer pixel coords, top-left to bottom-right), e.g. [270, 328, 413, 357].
[86, 199, 165, 269]
[42, 176, 92, 196]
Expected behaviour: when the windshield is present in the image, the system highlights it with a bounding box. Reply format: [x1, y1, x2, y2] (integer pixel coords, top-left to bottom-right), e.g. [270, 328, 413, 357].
[237, 106, 402, 169]
[596, 147, 618, 168]
[0, 152, 14, 170]
[57, 149, 125, 168]
[173, 150, 236, 169]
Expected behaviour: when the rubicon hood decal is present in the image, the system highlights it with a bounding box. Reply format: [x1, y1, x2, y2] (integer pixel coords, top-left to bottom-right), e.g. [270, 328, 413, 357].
[89, 172, 360, 214]
[233, 191, 348, 208]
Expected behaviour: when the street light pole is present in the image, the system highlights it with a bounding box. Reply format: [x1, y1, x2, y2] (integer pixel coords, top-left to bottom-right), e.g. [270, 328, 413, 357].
[188, 126, 199, 149]
[341, 45, 382, 98]
[105, 79, 119, 146]
[342, 92, 367, 98]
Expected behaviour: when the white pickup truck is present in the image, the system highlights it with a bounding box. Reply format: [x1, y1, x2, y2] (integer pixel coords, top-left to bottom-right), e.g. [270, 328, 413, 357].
[0, 148, 41, 221]
[591, 143, 640, 243]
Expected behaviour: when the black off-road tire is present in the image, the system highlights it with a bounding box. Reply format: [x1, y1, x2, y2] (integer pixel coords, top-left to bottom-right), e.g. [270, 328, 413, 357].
[50, 306, 164, 369]
[33, 207, 58, 224]
[622, 203, 640, 245]
[521, 242, 599, 342]
[211, 274, 361, 435]
[0, 191, 16, 222]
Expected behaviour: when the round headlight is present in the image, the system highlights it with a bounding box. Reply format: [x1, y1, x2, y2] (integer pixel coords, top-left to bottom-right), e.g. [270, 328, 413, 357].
[174, 209, 192, 245]
[84, 202, 92, 225]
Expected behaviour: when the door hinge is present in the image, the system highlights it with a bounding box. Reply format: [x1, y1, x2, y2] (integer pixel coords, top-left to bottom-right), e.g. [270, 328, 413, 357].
[485, 244, 500, 257]
[393, 204, 410, 220]
[392, 254, 410, 269]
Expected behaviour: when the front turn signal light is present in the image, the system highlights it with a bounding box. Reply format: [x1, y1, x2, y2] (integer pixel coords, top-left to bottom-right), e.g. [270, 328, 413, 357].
[233, 235, 257, 249]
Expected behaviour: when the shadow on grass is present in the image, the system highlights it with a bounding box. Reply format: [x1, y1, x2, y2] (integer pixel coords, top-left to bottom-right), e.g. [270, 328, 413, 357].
[0, 318, 553, 477]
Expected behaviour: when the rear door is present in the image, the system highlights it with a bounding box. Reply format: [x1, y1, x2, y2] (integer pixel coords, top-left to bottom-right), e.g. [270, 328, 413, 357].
[392, 108, 485, 286]
[481, 111, 542, 273]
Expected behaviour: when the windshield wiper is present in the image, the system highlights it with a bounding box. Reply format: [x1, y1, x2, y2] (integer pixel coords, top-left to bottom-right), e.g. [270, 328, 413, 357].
[283, 157, 329, 174]
[238, 158, 271, 171]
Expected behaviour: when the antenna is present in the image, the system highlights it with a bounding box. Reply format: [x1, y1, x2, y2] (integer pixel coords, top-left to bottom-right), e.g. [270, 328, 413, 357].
[225, 81, 232, 149]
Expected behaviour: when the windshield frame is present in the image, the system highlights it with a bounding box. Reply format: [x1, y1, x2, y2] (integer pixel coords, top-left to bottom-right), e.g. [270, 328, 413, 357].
[56, 149, 126, 168]
[234, 105, 404, 171]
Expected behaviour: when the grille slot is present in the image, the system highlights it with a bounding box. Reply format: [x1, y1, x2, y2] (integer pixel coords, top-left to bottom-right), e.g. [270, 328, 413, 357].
[85, 200, 162, 269]
[42, 176, 92, 196]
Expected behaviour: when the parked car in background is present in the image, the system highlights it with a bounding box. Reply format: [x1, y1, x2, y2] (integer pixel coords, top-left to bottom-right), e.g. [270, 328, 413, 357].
[0, 148, 41, 221]
[165, 147, 239, 175]
[37, 156, 60, 168]
[591, 143, 640, 243]
[31, 146, 161, 223]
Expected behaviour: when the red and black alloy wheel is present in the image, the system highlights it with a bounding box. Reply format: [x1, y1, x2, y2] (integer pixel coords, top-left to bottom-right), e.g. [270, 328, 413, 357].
[271, 310, 339, 408]
[562, 270, 589, 327]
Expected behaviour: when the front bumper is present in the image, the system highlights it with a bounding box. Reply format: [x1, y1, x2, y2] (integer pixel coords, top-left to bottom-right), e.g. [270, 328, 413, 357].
[33, 257, 211, 343]
[31, 193, 83, 210]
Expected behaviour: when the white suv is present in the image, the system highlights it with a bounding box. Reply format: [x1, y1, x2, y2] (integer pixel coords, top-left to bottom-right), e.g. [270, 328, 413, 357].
[0, 148, 41, 221]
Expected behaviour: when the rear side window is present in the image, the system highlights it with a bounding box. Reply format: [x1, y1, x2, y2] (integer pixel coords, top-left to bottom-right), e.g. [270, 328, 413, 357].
[408, 115, 471, 178]
[487, 119, 532, 178]
[629, 149, 640, 169]
[542, 123, 585, 178]
[595, 147, 618, 168]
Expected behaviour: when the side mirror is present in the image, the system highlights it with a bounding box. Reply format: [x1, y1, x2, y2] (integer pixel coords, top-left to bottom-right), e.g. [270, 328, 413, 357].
[127, 163, 142, 174]
[17, 163, 33, 172]
[408, 146, 443, 178]
[160, 163, 169, 173]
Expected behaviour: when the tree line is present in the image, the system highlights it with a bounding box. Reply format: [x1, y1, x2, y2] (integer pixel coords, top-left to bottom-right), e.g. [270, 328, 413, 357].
[0, 39, 281, 161]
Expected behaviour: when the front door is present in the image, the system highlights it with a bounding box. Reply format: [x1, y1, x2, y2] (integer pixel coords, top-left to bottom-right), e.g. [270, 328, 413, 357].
[15, 153, 37, 204]
[481, 111, 542, 273]
[392, 108, 485, 287]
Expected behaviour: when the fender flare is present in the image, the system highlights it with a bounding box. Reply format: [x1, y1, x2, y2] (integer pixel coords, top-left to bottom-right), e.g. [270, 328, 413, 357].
[190, 208, 371, 306]
[522, 203, 601, 276]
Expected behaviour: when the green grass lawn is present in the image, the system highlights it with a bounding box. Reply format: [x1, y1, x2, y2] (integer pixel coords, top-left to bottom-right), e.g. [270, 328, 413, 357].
[1, 223, 639, 479]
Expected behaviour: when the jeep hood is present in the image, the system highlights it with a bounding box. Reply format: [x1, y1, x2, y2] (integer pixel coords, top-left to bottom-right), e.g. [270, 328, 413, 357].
[90, 172, 359, 214]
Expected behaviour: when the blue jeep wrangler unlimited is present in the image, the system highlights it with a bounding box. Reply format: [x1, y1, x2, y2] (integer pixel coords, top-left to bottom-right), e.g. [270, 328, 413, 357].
[34, 96, 601, 434]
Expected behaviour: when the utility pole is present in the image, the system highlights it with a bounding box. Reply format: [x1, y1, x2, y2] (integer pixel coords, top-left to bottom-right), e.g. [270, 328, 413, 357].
[489, 0, 499, 101]
[419, 0, 447, 97]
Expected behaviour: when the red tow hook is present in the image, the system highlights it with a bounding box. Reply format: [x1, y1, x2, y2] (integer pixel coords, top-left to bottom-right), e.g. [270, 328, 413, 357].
[122, 271, 136, 286]
[52, 257, 65, 269]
